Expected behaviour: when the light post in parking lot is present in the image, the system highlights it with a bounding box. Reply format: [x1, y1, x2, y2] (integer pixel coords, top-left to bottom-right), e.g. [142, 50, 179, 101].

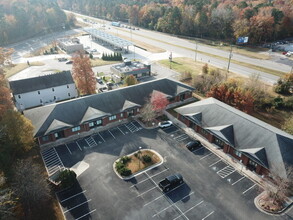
[138, 146, 142, 170]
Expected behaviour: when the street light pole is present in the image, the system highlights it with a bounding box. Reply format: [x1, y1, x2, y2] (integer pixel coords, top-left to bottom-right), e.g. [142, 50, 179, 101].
[195, 42, 198, 62]
[138, 146, 142, 170]
[227, 43, 233, 79]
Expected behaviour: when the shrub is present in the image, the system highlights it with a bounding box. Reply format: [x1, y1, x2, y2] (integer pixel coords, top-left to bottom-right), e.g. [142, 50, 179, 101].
[142, 155, 152, 163]
[202, 64, 209, 74]
[134, 153, 138, 158]
[120, 156, 131, 165]
[115, 161, 125, 172]
[273, 96, 284, 109]
[57, 169, 77, 189]
[119, 167, 132, 176]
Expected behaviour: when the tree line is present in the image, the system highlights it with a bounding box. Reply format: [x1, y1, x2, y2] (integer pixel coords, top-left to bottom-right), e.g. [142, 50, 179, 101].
[58, 0, 293, 44]
[0, 0, 75, 46]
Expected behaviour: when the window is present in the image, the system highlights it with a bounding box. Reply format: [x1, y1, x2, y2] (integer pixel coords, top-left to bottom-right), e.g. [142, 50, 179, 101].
[42, 136, 49, 142]
[54, 96, 56, 100]
[89, 122, 94, 127]
[201, 128, 208, 135]
[18, 95, 21, 99]
[121, 113, 124, 117]
[215, 138, 224, 147]
[234, 150, 242, 157]
[137, 108, 140, 112]
[72, 126, 81, 132]
[109, 115, 116, 121]
[52, 88, 55, 92]
[38, 91, 40, 94]
[96, 119, 102, 125]
[68, 93, 71, 97]
[168, 97, 175, 102]
[67, 85, 69, 88]
[54, 133, 59, 138]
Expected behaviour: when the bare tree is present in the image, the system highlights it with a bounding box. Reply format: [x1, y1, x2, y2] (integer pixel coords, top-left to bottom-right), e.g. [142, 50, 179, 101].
[140, 102, 157, 125]
[0, 172, 16, 220]
[12, 159, 51, 219]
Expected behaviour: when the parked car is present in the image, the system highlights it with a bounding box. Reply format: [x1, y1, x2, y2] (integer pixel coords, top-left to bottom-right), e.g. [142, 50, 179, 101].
[285, 51, 292, 57]
[58, 57, 67, 62]
[98, 87, 108, 93]
[158, 121, 173, 128]
[185, 140, 202, 151]
[159, 174, 184, 192]
[66, 60, 73, 64]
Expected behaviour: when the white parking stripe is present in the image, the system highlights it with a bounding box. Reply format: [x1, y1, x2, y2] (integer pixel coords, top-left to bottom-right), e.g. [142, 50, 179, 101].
[192, 146, 204, 153]
[200, 152, 213, 160]
[173, 200, 203, 220]
[153, 203, 173, 217]
[202, 211, 215, 220]
[75, 209, 96, 220]
[209, 159, 221, 167]
[98, 132, 105, 142]
[53, 148, 64, 167]
[108, 130, 116, 139]
[242, 184, 256, 194]
[117, 126, 125, 135]
[60, 190, 87, 203]
[232, 176, 245, 185]
[137, 186, 157, 197]
[76, 142, 82, 151]
[65, 144, 72, 155]
[174, 134, 186, 140]
[130, 168, 169, 188]
[63, 199, 91, 213]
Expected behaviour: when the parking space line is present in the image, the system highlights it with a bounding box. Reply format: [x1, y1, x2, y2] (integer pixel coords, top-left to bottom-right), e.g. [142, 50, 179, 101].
[63, 199, 92, 213]
[53, 148, 64, 167]
[231, 176, 245, 185]
[143, 183, 186, 207]
[117, 126, 125, 135]
[108, 130, 116, 139]
[200, 152, 213, 160]
[202, 211, 215, 220]
[153, 203, 173, 217]
[97, 132, 105, 142]
[174, 134, 186, 140]
[168, 129, 179, 134]
[130, 168, 169, 188]
[60, 190, 87, 203]
[75, 209, 96, 220]
[180, 191, 195, 201]
[192, 146, 204, 153]
[137, 186, 157, 197]
[216, 165, 229, 173]
[65, 144, 72, 155]
[76, 142, 82, 151]
[242, 184, 256, 194]
[43, 153, 57, 160]
[173, 200, 204, 220]
[46, 158, 60, 166]
[209, 159, 221, 167]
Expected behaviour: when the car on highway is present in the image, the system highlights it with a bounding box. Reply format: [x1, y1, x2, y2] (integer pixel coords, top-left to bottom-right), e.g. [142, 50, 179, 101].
[66, 60, 73, 64]
[98, 87, 108, 93]
[159, 174, 183, 192]
[158, 121, 173, 128]
[58, 57, 68, 62]
[185, 140, 202, 151]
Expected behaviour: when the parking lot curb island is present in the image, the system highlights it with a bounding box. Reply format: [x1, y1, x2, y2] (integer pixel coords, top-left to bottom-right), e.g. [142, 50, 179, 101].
[113, 149, 164, 180]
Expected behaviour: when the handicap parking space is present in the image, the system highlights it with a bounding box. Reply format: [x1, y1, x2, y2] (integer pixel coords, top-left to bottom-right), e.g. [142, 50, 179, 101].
[92, 133, 105, 144]
[109, 127, 124, 138]
[56, 183, 96, 220]
[67, 142, 82, 153]
[99, 130, 115, 142]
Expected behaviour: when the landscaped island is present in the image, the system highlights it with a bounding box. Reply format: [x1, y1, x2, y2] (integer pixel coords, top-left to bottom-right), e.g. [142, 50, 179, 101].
[114, 149, 162, 179]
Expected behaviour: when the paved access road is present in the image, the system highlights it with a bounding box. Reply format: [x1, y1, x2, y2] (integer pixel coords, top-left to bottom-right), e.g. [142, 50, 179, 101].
[41, 122, 292, 220]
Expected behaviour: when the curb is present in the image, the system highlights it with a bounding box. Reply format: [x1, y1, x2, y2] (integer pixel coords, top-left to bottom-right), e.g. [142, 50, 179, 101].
[254, 192, 293, 216]
[112, 149, 164, 180]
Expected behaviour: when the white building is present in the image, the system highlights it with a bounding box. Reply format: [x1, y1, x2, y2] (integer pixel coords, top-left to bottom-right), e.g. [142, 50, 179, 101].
[57, 38, 84, 53]
[9, 71, 78, 111]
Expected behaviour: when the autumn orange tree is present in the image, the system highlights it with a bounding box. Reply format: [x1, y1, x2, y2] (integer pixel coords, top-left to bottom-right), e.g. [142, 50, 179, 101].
[72, 51, 96, 96]
[150, 91, 169, 115]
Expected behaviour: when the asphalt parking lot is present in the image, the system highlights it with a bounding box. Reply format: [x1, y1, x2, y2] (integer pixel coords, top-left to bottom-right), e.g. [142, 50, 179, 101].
[41, 122, 291, 220]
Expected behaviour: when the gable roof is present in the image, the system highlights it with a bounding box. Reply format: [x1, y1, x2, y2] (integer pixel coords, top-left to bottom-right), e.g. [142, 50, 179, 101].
[24, 78, 194, 137]
[45, 119, 72, 135]
[241, 147, 269, 169]
[205, 124, 235, 146]
[9, 71, 74, 94]
[175, 97, 293, 178]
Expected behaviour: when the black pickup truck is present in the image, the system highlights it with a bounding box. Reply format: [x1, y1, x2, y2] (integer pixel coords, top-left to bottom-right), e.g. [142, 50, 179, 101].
[159, 174, 184, 192]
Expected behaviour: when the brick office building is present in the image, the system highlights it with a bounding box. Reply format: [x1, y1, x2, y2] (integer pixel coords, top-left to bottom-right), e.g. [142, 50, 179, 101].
[24, 78, 194, 145]
[175, 98, 293, 178]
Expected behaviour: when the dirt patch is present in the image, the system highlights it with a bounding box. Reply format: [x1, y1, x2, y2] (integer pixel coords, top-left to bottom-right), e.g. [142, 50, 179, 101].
[126, 150, 161, 174]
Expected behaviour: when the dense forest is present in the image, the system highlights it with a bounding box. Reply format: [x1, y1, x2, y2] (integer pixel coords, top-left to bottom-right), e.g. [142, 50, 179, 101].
[0, 0, 75, 46]
[58, 0, 293, 44]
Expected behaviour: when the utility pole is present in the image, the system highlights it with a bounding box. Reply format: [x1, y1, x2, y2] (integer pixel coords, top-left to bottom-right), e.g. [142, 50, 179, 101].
[169, 52, 172, 69]
[195, 41, 198, 62]
[227, 43, 233, 78]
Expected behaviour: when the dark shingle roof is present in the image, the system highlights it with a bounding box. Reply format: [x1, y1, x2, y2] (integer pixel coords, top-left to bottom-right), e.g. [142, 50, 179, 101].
[9, 71, 74, 94]
[24, 78, 194, 137]
[175, 97, 293, 178]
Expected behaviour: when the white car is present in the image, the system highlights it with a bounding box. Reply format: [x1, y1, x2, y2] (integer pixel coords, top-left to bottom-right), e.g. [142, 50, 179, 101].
[159, 121, 173, 128]
[285, 51, 292, 57]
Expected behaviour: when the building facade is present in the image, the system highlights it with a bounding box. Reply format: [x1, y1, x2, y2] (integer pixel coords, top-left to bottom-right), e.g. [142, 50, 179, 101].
[175, 98, 293, 178]
[57, 38, 84, 53]
[24, 78, 194, 146]
[111, 60, 151, 79]
[9, 71, 78, 111]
